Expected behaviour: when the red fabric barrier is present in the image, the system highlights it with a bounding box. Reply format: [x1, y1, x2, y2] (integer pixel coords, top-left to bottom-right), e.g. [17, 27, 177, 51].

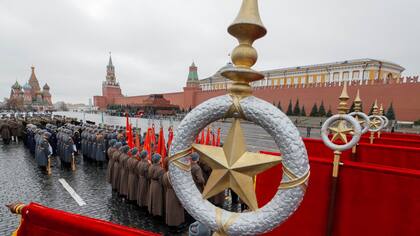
[362, 132, 420, 141]
[16, 202, 160, 236]
[360, 136, 420, 148]
[302, 138, 420, 170]
[256, 152, 420, 236]
[356, 143, 420, 170]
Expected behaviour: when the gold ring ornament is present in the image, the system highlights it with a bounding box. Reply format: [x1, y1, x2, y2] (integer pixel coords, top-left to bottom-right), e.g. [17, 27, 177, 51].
[348, 112, 370, 134]
[368, 115, 385, 132]
[381, 115, 389, 129]
[168, 95, 309, 235]
[321, 114, 362, 151]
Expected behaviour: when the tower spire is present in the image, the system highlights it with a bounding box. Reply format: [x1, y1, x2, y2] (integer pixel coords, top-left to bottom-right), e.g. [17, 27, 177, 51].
[108, 52, 113, 67]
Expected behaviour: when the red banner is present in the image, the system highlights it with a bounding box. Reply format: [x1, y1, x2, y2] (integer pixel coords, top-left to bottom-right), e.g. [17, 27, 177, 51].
[14, 203, 160, 236]
[256, 153, 420, 236]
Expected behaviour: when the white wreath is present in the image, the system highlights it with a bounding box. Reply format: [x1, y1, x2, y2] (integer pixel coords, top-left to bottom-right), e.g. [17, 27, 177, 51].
[348, 112, 370, 134]
[169, 95, 309, 235]
[321, 114, 362, 151]
[381, 116, 389, 129]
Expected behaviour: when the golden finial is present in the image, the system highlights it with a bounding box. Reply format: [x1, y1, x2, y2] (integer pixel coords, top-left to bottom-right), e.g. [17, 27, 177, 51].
[337, 82, 349, 114]
[379, 103, 384, 116]
[372, 99, 379, 115]
[354, 89, 362, 113]
[221, 0, 267, 96]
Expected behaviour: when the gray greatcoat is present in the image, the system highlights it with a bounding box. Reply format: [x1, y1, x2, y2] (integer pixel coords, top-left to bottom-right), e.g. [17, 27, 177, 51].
[148, 163, 164, 216]
[118, 152, 130, 196]
[163, 172, 185, 226]
[136, 159, 150, 207]
[127, 157, 140, 201]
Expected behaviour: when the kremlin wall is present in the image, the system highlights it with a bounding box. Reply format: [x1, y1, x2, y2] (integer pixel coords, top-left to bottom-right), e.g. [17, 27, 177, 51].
[94, 57, 420, 121]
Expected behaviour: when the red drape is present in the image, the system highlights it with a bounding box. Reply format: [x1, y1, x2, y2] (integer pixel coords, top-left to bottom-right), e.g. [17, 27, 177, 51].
[302, 138, 420, 170]
[15, 202, 160, 236]
[362, 132, 420, 141]
[359, 136, 420, 148]
[256, 152, 420, 236]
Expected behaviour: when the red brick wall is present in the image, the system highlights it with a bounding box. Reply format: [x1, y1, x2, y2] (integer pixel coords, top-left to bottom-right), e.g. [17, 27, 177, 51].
[191, 83, 420, 121]
[96, 82, 420, 121]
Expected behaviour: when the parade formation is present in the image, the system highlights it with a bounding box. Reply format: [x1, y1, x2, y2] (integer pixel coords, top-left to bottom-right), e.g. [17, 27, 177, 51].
[2, 0, 420, 236]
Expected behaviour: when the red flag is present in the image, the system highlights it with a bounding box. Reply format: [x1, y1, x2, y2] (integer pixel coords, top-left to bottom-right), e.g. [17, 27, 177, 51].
[200, 130, 205, 144]
[143, 128, 152, 161]
[157, 126, 167, 162]
[167, 126, 174, 152]
[205, 127, 211, 145]
[12, 202, 158, 236]
[216, 128, 221, 146]
[125, 123, 134, 149]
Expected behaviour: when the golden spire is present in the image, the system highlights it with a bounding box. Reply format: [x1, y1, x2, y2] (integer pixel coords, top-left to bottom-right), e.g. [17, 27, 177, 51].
[337, 82, 349, 114]
[372, 99, 379, 115]
[379, 103, 384, 116]
[354, 89, 362, 113]
[221, 0, 267, 97]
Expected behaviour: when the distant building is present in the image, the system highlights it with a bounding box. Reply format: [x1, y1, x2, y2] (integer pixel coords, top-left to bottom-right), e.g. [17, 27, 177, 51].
[94, 58, 420, 121]
[94, 55, 180, 115]
[9, 67, 53, 111]
[199, 59, 405, 90]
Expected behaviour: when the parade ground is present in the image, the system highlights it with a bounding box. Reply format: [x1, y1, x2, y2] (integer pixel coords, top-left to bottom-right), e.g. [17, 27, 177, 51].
[0, 113, 323, 235]
[0, 116, 304, 235]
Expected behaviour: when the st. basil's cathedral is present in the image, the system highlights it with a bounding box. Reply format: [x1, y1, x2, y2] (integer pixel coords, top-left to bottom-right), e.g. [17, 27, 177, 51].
[9, 66, 53, 111]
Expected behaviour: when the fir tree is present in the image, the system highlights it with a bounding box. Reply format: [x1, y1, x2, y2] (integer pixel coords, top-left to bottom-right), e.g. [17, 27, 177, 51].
[386, 103, 396, 120]
[286, 100, 293, 116]
[368, 102, 375, 115]
[326, 106, 333, 117]
[310, 103, 318, 117]
[301, 105, 306, 117]
[277, 101, 282, 111]
[318, 101, 326, 117]
[349, 102, 355, 113]
[293, 99, 301, 116]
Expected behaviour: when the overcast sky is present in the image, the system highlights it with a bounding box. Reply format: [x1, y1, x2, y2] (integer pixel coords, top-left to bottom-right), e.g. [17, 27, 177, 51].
[1, 0, 419, 104]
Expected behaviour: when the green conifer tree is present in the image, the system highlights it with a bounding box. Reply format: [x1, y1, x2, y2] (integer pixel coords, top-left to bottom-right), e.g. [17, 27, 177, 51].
[301, 105, 306, 117]
[293, 99, 301, 116]
[368, 102, 375, 115]
[286, 99, 293, 116]
[326, 106, 333, 117]
[349, 102, 355, 113]
[318, 101, 326, 117]
[386, 102, 396, 120]
[277, 101, 282, 111]
[310, 103, 319, 117]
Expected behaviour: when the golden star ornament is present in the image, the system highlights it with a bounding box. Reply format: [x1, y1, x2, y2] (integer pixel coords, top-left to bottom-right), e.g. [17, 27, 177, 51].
[328, 120, 353, 144]
[192, 119, 282, 211]
[370, 118, 382, 129]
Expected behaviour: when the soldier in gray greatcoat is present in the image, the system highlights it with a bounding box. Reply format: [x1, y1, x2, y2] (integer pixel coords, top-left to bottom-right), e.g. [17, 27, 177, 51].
[95, 130, 106, 162]
[35, 132, 52, 173]
[62, 130, 75, 169]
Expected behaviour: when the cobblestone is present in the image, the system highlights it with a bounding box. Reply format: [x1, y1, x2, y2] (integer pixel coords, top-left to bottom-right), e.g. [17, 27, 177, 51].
[0, 143, 184, 236]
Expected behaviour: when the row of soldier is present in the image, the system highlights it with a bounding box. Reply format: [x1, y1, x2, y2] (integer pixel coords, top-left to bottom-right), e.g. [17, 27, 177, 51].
[105, 139, 230, 232]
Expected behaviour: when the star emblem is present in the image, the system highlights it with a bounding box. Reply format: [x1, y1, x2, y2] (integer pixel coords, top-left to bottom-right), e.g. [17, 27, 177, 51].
[192, 119, 282, 211]
[370, 118, 381, 129]
[328, 121, 353, 143]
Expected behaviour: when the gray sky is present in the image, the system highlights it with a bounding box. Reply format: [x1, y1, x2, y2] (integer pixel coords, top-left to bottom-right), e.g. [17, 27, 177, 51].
[1, 0, 419, 103]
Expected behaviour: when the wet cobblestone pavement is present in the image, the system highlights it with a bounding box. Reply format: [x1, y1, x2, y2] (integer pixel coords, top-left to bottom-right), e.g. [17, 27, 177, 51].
[0, 114, 321, 236]
[0, 142, 185, 236]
